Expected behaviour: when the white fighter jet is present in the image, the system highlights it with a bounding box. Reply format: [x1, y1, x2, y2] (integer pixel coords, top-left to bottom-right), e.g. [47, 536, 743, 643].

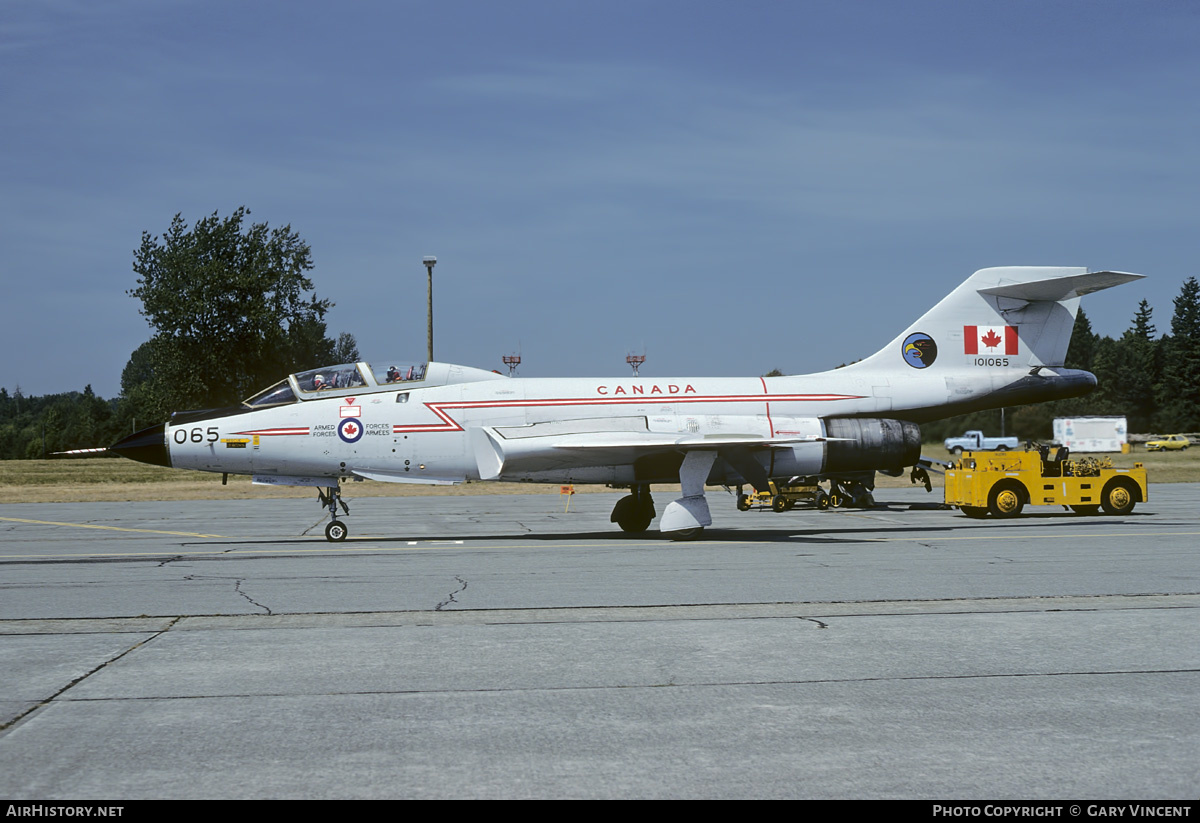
[110, 266, 1141, 540]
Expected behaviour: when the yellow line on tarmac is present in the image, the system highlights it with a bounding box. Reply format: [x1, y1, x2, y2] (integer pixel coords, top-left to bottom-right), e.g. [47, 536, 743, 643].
[0, 516, 228, 539]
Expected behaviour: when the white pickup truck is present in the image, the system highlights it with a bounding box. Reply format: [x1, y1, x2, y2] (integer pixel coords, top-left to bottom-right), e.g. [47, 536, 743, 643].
[944, 430, 1020, 455]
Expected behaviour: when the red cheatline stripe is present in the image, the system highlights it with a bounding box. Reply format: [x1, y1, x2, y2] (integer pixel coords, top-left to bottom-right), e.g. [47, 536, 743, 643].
[229, 393, 861, 438]
[233, 428, 310, 436]
[394, 392, 861, 435]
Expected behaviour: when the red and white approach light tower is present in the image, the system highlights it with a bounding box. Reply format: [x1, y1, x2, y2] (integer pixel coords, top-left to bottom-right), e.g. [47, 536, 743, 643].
[626, 354, 645, 376]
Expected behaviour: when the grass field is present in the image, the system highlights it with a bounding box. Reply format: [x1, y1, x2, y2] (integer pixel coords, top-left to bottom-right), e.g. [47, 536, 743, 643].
[1, 447, 1196, 504]
[0, 457, 620, 503]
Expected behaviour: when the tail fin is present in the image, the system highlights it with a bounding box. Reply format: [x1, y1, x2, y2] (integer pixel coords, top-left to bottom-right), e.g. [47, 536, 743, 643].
[853, 267, 1143, 373]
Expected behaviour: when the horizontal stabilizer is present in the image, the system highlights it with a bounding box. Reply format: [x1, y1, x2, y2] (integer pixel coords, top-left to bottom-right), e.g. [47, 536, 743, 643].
[977, 270, 1143, 302]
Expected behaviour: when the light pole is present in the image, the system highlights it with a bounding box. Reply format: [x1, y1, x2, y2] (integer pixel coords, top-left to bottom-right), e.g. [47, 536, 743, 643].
[423, 256, 437, 362]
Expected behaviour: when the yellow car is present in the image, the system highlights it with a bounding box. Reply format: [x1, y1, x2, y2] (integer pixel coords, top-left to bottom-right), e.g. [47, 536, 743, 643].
[1146, 434, 1190, 451]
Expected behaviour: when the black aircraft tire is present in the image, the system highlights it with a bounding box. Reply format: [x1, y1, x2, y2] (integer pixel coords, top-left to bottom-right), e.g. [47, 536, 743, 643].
[325, 520, 348, 542]
[617, 508, 654, 533]
[612, 494, 655, 533]
[1100, 479, 1137, 516]
[736, 494, 751, 512]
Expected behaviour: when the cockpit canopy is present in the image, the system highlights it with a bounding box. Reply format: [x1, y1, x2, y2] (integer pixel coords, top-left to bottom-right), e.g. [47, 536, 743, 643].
[242, 360, 502, 408]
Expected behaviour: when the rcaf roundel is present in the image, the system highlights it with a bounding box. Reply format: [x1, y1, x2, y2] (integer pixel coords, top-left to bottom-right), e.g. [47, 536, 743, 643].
[964, 325, 1017, 355]
[338, 417, 364, 443]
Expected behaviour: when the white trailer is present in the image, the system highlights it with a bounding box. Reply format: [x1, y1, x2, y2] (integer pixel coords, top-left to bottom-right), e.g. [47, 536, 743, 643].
[1053, 417, 1128, 453]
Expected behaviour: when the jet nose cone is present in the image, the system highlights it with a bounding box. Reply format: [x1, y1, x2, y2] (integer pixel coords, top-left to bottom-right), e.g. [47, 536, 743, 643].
[110, 423, 171, 468]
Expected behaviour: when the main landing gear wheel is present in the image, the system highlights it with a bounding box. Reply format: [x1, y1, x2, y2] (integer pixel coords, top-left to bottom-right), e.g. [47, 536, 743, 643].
[325, 520, 348, 542]
[611, 486, 655, 534]
[736, 494, 752, 512]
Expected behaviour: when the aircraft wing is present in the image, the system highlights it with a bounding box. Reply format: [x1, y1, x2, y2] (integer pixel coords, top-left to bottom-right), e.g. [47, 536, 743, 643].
[350, 469, 462, 485]
[470, 425, 839, 482]
[551, 432, 833, 450]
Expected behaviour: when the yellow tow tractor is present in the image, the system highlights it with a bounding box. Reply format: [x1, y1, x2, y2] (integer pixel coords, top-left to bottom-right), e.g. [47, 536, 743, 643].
[944, 444, 1147, 518]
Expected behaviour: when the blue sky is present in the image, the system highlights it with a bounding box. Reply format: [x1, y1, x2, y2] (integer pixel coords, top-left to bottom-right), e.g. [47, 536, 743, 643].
[3, 0, 1198, 398]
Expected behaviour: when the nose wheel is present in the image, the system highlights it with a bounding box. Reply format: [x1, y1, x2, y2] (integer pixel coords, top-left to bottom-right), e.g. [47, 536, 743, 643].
[318, 485, 350, 542]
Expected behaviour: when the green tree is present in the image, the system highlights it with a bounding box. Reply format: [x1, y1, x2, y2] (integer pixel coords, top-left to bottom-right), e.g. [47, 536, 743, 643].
[332, 332, 360, 364]
[126, 208, 348, 417]
[1158, 277, 1200, 431]
[1091, 300, 1160, 432]
[1064, 308, 1098, 372]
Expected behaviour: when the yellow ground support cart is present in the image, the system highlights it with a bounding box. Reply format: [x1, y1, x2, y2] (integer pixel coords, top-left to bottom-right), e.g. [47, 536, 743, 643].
[737, 479, 831, 512]
[944, 445, 1147, 518]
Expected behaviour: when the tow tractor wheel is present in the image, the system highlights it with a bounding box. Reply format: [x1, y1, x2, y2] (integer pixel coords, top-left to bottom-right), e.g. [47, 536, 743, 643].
[987, 480, 1026, 518]
[1100, 479, 1137, 516]
[771, 495, 789, 513]
[816, 491, 830, 510]
[736, 494, 751, 512]
[325, 520, 348, 542]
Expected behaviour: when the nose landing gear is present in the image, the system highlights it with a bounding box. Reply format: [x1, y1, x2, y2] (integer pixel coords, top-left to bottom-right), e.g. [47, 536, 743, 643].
[318, 485, 350, 541]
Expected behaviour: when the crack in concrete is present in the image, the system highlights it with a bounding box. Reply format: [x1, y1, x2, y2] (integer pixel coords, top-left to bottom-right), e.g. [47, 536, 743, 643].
[177, 574, 272, 614]
[233, 579, 272, 615]
[0, 617, 181, 732]
[435, 576, 467, 611]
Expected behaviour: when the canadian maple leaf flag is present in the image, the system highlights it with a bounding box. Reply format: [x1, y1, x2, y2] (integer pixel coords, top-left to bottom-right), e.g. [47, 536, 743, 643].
[964, 325, 1018, 355]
